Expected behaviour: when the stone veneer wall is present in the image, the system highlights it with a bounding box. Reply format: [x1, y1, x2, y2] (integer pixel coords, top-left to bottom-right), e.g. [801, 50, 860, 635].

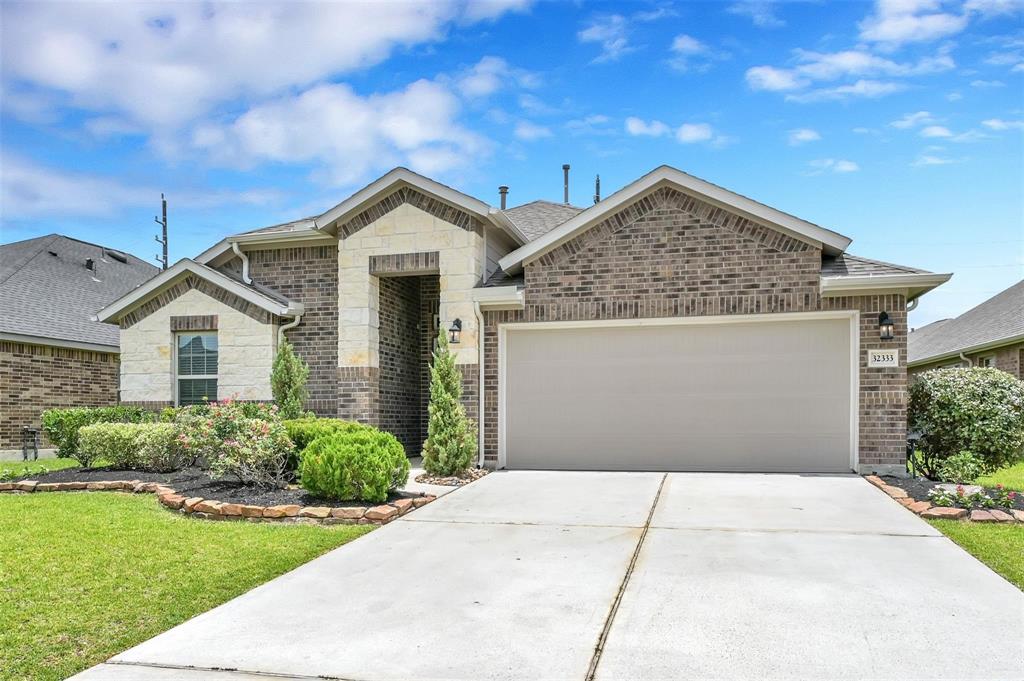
[119, 287, 277, 404]
[0, 341, 119, 449]
[245, 245, 340, 416]
[909, 341, 1024, 380]
[481, 186, 908, 473]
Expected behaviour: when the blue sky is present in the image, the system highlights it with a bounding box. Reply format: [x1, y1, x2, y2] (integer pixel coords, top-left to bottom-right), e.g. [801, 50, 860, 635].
[1, 0, 1021, 327]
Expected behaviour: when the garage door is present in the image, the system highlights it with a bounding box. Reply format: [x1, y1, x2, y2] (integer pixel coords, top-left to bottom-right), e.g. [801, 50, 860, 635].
[502, 315, 854, 472]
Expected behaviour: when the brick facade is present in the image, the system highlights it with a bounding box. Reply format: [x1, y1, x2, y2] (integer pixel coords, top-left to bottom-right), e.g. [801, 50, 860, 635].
[480, 187, 908, 472]
[0, 341, 119, 449]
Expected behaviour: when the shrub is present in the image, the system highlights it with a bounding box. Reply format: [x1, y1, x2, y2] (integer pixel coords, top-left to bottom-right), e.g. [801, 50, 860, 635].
[175, 400, 292, 488]
[41, 406, 154, 462]
[937, 451, 985, 484]
[422, 328, 477, 476]
[77, 422, 186, 472]
[909, 368, 1024, 478]
[271, 340, 310, 420]
[284, 418, 366, 454]
[300, 427, 409, 502]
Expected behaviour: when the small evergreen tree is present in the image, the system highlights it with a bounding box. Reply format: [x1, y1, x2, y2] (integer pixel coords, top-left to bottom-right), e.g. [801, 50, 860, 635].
[271, 339, 310, 420]
[422, 328, 477, 476]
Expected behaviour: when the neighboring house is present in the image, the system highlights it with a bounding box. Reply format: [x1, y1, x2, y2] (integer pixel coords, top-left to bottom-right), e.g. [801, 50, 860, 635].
[908, 279, 1024, 379]
[96, 165, 951, 475]
[0, 235, 159, 454]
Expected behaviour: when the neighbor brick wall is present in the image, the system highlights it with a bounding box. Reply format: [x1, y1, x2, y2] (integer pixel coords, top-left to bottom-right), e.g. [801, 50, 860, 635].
[480, 186, 908, 471]
[909, 341, 1024, 380]
[0, 341, 119, 449]
[245, 245, 339, 416]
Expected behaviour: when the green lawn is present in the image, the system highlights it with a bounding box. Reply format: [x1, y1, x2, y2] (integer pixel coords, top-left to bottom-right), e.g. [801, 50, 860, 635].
[929, 519, 1024, 590]
[0, 493, 372, 681]
[977, 461, 1024, 491]
[0, 457, 80, 479]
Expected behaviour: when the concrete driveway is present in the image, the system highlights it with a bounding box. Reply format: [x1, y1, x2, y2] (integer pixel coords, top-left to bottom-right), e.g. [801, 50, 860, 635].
[76, 472, 1023, 681]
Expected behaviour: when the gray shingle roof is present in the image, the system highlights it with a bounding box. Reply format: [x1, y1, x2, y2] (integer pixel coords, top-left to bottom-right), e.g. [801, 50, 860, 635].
[821, 253, 929, 277]
[238, 217, 317, 236]
[502, 200, 584, 240]
[1, 235, 159, 348]
[481, 269, 525, 288]
[908, 279, 1024, 364]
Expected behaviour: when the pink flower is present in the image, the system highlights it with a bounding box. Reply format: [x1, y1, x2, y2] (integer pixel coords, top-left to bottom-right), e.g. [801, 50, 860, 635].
[956, 485, 965, 497]
[1009, 491, 1018, 500]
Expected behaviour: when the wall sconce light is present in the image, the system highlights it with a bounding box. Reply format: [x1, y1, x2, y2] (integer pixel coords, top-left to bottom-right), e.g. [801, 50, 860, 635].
[878, 311, 894, 341]
[448, 318, 462, 344]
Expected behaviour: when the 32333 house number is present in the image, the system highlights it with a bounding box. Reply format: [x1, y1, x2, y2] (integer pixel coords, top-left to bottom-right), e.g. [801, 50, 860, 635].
[868, 350, 899, 368]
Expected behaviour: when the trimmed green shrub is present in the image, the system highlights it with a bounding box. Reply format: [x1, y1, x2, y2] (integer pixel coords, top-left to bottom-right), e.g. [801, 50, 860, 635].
[909, 367, 1024, 478]
[271, 340, 310, 419]
[422, 328, 477, 477]
[300, 427, 409, 502]
[77, 422, 186, 472]
[284, 418, 366, 454]
[937, 451, 985, 484]
[41, 406, 154, 462]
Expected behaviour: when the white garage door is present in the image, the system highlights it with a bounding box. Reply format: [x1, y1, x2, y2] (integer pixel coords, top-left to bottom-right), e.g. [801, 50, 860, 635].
[501, 314, 855, 472]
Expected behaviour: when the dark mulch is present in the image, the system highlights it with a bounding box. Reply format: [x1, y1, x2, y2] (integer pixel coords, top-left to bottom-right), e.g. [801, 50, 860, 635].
[882, 475, 1024, 512]
[10, 466, 419, 509]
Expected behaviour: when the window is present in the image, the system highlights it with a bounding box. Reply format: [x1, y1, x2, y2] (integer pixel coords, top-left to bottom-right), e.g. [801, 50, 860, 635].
[176, 333, 218, 406]
[977, 355, 994, 368]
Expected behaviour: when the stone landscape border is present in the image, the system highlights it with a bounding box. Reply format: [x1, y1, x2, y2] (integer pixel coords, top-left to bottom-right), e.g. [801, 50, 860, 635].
[865, 475, 1024, 524]
[0, 479, 436, 526]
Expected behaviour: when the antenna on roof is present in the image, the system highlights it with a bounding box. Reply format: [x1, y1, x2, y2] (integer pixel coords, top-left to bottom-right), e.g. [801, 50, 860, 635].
[154, 193, 168, 270]
[594, 174, 601, 204]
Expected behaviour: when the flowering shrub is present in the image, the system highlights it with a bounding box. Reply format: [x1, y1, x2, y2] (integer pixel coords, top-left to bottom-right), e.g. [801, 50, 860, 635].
[909, 368, 1024, 478]
[175, 399, 293, 488]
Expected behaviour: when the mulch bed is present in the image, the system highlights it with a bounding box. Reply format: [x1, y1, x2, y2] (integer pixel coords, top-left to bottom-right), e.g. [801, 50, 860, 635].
[7, 466, 417, 510]
[414, 468, 488, 487]
[881, 475, 1024, 512]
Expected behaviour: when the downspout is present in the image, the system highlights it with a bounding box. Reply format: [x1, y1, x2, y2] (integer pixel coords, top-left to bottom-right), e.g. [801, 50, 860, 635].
[231, 242, 253, 285]
[474, 301, 486, 468]
[278, 315, 302, 346]
[906, 298, 919, 312]
[959, 352, 972, 368]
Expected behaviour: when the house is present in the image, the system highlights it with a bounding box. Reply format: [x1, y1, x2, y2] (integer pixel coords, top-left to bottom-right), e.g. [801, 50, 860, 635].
[96, 165, 951, 476]
[908, 279, 1023, 379]
[0, 234, 159, 456]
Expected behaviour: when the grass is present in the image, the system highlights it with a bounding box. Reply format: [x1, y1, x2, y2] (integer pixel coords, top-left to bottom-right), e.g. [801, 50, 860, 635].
[977, 461, 1024, 491]
[0, 457, 80, 478]
[929, 519, 1024, 590]
[0, 493, 373, 680]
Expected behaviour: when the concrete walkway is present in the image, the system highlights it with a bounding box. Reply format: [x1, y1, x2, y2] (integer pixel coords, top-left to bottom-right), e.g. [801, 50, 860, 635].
[75, 472, 1023, 681]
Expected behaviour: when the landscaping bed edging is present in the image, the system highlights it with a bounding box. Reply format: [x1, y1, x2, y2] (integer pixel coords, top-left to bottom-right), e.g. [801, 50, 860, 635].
[865, 475, 1024, 524]
[0, 479, 436, 526]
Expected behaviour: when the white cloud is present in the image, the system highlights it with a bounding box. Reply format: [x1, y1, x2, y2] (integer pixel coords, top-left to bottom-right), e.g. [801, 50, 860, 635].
[190, 79, 488, 186]
[807, 158, 860, 174]
[677, 123, 714, 143]
[625, 117, 672, 136]
[982, 118, 1024, 130]
[577, 14, 634, 63]
[454, 56, 539, 98]
[913, 154, 959, 166]
[787, 128, 821, 145]
[786, 79, 905, 103]
[1014, 63, 1024, 72]
[745, 65, 808, 91]
[859, 0, 969, 48]
[0, 153, 276, 219]
[947, 91, 963, 101]
[668, 33, 728, 72]
[671, 34, 707, 55]
[513, 121, 553, 141]
[963, 0, 1024, 16]
[920, 125, 953, 137]
[971, 79, 1006, 87]
[0, 2, 527, 131]
[890, 111, 936, 128]
[728, 1, 785, 28]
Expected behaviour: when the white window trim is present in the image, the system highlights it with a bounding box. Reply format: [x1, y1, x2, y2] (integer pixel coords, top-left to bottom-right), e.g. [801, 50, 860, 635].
[173, 331, 219, 407]
[977, 354, 995, 368]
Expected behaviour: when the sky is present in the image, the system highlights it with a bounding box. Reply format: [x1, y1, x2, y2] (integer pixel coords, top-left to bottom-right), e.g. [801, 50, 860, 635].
[1, 0, 1022, 328]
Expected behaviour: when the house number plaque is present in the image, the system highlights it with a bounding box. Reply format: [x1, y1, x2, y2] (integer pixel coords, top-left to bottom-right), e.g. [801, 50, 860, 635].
[868, 350, 899, 368]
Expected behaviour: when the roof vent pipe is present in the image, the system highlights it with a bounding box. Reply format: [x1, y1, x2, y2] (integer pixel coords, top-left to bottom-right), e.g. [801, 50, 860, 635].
[594, 174, 601, 204]
[498, 185, 508, 210]
[562, 164, 570, 205]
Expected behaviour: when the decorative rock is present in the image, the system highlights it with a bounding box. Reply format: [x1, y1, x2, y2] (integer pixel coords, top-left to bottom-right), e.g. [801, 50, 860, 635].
[364, 504, 398, 522]
[239, 505, 264, 518]
[936, 483, 983, 496]
[16, 481, 38, 492]
[412, 495, 435, 508]
[330, 507, 365, 520]
[322, 517, 354, 526]
[907, 501, 932, 514]
[86, 482, 106, 490]
[63, 482, 87, 490]
[896, 497, 916, 507]
[969, 510, 997, 523]
[0, 482, 14, 491]
[183, 497, 204, 512]
[921, 507, 967, 519]
[160, 494, 186, 510]
[219, 503, 244, 516]
[864, 475, 885, 488]
[989, 509, 1014, 523]
[194, 500, 224, 514]
[35, 483, 61, 492]
[263, 504, 300, 518]
[1012, 510, 1024, 523]
[153, 485, 175, 497]
[392, 498, 414, 515]
[299, 506, 331, 519]
[880, 485, 908, 499]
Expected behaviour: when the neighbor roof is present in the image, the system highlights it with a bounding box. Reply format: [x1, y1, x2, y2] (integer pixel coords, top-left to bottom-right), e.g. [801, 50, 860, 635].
[908, 279, 1024, 366]
[502, 200, 584, 240]
[0, 234, 159, 350]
